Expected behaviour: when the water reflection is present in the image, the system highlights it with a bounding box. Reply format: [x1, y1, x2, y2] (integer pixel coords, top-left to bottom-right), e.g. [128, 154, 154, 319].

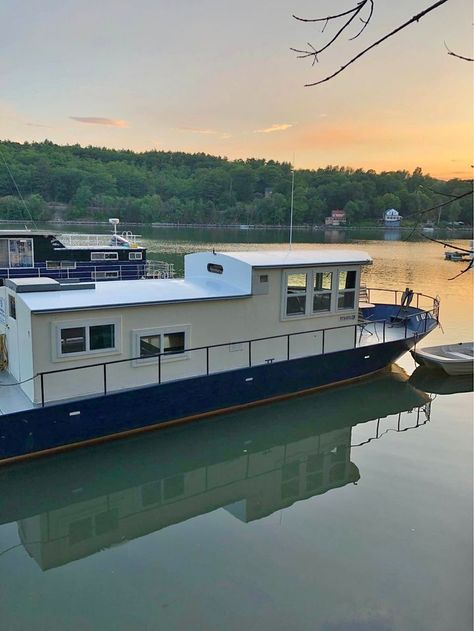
[0, 367, 431, 571]
[409, 366, 473, 395]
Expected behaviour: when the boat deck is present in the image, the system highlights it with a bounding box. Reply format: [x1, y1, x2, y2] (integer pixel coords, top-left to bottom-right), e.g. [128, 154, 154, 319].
[0, 372, 35, 416]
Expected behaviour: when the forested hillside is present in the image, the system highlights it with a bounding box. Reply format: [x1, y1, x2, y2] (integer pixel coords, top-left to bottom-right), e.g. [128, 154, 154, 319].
[0, 140, 471, 225]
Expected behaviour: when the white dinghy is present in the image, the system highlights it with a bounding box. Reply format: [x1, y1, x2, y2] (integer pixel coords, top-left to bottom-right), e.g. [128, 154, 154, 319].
[411, 342, 474, 376]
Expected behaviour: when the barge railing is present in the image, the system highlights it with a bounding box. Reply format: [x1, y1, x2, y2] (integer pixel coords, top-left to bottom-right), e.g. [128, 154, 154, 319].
[37, 290, 439, 407]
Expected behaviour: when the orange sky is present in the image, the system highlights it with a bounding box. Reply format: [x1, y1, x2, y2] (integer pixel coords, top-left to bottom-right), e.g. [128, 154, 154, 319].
[0, 0, 472, 180]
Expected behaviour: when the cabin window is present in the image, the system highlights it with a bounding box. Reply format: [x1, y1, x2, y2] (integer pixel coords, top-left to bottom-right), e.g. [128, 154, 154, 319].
[282, 267, 359, 319]
[313, 272, 333, 313]
[54, 319, 120, 359]
[337, 270, 357, 310]
[129, 251, 143, 260]
[8, 238, 33, 267]
[8, 295, 16, 320]
[207, 263, 223, 274]
[0, 239, 8, 268]
[47, 260, 77, 270]
[91, 252, 118, 261]
[133, 326, 189, 365]
[92, 271, 119, 280]
[286, 273, 307, 316]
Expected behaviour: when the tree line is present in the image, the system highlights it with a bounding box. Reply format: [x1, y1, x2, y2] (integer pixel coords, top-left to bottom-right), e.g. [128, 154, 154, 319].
[0, 140, 471, 226]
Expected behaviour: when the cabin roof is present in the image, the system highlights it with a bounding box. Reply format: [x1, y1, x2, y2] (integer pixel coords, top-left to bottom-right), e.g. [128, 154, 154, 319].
[0, 230, 54, 237]
[215, 249, 372, 267]
[16, 277, 251, 313]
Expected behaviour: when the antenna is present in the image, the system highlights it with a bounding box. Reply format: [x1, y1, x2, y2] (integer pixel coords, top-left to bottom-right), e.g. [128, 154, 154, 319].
[289, 166, 295, 250]
[109, 217, 120, 236]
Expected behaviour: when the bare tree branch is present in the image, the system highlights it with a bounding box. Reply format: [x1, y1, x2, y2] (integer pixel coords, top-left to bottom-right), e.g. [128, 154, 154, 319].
[291, 1, 371, 60]
[292, 0, 450, 87]
[448, 258, 473, 280]
[444, 41, 474, 61]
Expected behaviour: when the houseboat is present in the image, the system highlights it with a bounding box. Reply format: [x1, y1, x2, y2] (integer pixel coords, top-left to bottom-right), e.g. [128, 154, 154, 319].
[0, 219, 173, 284]
[0, 248, 439, 464]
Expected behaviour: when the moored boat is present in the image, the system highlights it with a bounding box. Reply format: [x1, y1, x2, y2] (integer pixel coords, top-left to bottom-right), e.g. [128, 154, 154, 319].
[0, 248, 440, 464]
[411, 342, 474, 375]
[0, 218, 173, 283]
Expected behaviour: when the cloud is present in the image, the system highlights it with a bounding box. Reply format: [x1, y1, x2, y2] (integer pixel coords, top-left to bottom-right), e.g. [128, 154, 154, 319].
[254, 123, 294, 134]
[26, 122, 53, 128]
[70, 117, 128, 128]
[176, 126, 219, 135]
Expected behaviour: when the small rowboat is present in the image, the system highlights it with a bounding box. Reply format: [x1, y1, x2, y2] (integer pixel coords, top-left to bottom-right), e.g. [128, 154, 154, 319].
[411, 342, 474, 376]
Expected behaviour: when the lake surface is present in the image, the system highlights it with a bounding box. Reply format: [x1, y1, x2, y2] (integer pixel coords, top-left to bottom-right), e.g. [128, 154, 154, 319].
[0, 228, 472, 630]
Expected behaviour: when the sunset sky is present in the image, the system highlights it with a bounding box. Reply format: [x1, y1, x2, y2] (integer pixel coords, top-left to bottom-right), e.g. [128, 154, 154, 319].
[1, 0, 472, 179]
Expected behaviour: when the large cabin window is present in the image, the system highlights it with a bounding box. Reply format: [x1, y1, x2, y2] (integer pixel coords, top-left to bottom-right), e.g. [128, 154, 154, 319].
[282, 267, 359, 319]
[8, 239, 33, 267]
[286, 273, 307, 316]
[55, 319, 120, 359]
[0, 240, 8, 268]
[337, 270, 357, 310]
[313, 272, 333, 313]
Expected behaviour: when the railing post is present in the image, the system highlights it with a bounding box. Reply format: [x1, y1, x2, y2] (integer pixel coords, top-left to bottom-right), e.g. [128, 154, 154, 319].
[424, 312, 428, 333]
[404, 318, 408, 339]
[416, 293, 419, 308]
[354, 324, 357, 348]
[40, 373, 45, 408]
[287, 335, 290, 361]
[383, 321, 386, 343]
[206, 347, 210, 375]
[103, 363, 107, 395]
[158, 353, 162, 384]
[248, 340, 252, 367]
[322, 329, 325, 355]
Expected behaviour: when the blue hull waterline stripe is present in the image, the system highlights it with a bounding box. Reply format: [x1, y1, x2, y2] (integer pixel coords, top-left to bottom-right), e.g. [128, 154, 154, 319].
[0, 335, 423, 462]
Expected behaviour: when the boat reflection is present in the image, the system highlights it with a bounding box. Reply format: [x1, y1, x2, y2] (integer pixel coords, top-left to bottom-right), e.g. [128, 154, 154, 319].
[409, 366, 473, 395]
[0, 366, 431, 571]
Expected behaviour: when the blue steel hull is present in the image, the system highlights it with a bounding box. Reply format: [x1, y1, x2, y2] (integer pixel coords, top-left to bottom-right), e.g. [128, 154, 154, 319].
[0, 336, 422, 464]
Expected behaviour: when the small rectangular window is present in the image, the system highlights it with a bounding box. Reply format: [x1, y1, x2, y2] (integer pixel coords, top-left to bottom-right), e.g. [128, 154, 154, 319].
[286, 272, 307, 316]
[129, 251, 143, 260]
[89, 324, 115, 351]
[259, 274, 268, 283]
[337, 270, 357, 310]
[92, 271, 119, 280]
[164, 332, 185, 354]
[61, 327, 86, 354]
[46, 261, 61, 270]
[313, 272, 333, 313]
[140, 335, 161, 357]
[8, 295, 16, 319]
[91, 252, 118, 261]
[207, 263, 223, 274]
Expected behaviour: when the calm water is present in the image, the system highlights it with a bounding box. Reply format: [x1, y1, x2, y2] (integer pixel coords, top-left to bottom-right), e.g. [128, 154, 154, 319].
[0, 228, 472, 630]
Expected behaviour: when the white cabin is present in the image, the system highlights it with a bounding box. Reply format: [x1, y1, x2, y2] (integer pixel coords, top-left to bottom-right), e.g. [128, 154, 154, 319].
[0, 249, 372, 405]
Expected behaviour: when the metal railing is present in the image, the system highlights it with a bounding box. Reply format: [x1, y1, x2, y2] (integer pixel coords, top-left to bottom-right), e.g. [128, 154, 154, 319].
[0, 260, 174, 282]
[36, 290, 439, 407]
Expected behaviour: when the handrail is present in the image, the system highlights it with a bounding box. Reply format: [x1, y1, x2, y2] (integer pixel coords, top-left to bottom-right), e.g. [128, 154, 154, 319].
[36, 292, 440, 407]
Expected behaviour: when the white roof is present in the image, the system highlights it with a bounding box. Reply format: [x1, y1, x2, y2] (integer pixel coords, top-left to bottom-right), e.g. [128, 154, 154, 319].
[216, 249, 372, 267]
[17, 248, 372, 313]
[19, 277, 250, 313]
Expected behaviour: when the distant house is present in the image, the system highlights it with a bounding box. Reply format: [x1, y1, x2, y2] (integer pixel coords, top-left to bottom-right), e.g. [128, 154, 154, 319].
[384, 208, 402, 227]
[325, 209, 347, 226]
[264, 187, 273, 199]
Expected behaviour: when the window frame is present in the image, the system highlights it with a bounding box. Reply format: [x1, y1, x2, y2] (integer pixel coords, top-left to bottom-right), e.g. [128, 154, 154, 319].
[90, 252, 119, 261]
[52, 317, 121, 361]
[281, 266, 359, 320]
[8, 238, 34, 268]
[132, 325, 190, 366]
[129, 251, 143, 260]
